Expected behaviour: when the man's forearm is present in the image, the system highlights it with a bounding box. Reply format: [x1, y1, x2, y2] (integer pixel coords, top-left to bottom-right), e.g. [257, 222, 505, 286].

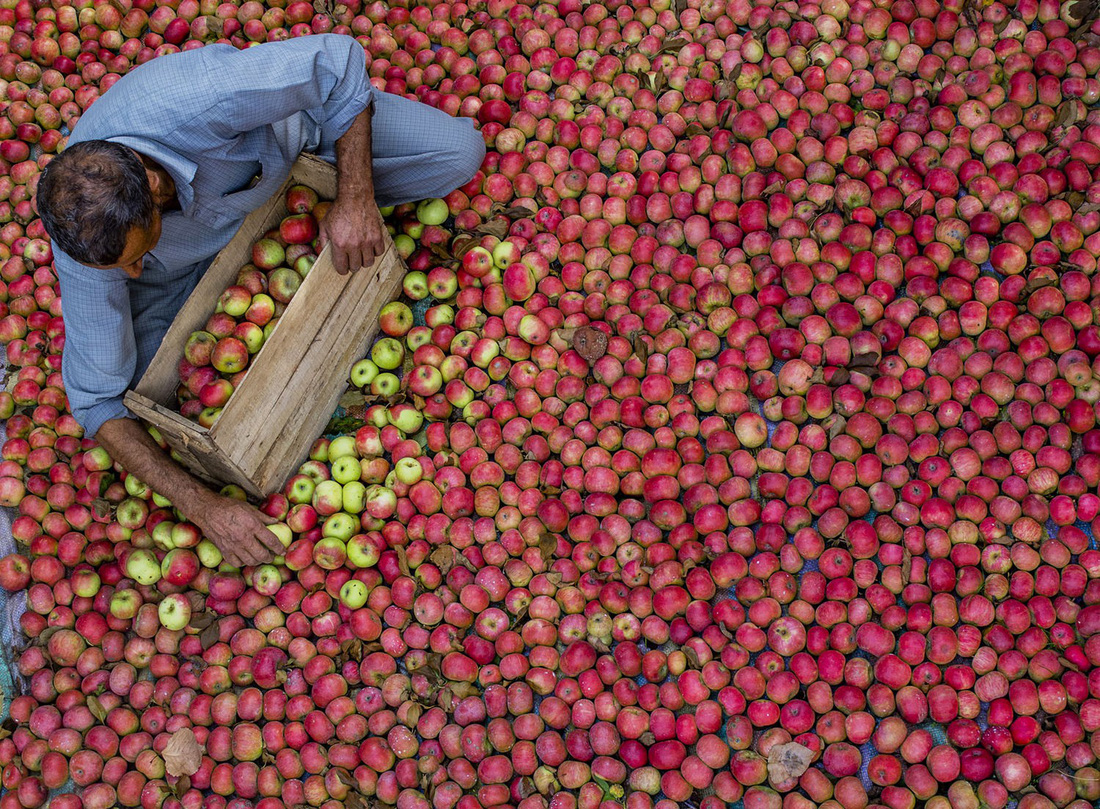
[334, 102, 375, 204]
[95, 417, 215, 516]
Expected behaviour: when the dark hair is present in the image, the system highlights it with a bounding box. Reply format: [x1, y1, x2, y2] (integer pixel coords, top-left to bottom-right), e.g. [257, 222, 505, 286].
[36, 140, 155, 266]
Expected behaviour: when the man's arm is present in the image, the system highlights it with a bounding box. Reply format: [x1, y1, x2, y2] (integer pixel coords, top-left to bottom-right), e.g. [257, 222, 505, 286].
[318, 102, 387, 274]
[96, 417, 284, 567]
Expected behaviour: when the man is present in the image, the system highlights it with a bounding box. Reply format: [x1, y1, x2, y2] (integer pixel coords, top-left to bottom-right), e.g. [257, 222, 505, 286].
[37, 35, 485, 566]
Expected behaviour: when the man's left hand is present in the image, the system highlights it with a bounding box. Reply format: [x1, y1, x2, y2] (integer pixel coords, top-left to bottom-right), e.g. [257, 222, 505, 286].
[318, 198, 387, 275]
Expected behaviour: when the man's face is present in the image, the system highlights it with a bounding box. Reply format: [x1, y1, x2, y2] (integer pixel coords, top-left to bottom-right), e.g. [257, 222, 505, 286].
[85, 209, 162, 279]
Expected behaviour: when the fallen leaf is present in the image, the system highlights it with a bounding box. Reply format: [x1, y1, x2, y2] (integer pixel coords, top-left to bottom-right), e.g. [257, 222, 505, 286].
[767, 742, 814, 783]
[572, 326, 608, 363]
[539, 532, 556, 564]
[632, 332, 649, 365]
[199, 622, 220, 651]
[163, 728, 204, 778]
[395, 546, 411, 576]
[87, 695, 107, 722]
[901, 550, 912, 587]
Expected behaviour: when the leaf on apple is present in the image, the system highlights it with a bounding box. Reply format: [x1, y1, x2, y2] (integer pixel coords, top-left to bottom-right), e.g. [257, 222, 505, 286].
[189, 610, 216, 631]
[767, 742, 813, 783]
[538, 532, 556, 564]
[87, 695, 107, 723]
[395, 546, 411, 577]
[164, 728, 204, 778]
[199, 621, 220, 651]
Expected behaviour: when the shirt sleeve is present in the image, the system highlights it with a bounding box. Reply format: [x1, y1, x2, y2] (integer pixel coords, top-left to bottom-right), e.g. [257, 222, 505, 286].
[207, 35, 371, 147]
[55, 252, 138, 438]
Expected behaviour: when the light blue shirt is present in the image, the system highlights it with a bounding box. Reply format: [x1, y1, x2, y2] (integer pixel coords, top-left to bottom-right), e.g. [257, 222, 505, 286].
[56, 35, 372, 437]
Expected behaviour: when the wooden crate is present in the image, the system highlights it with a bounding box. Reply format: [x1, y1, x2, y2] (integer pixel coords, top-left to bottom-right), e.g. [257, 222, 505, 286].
[124, 154, 405, 497]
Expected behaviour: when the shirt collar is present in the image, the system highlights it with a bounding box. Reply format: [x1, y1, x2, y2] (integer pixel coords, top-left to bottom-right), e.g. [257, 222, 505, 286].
[106, 136, 198, 213]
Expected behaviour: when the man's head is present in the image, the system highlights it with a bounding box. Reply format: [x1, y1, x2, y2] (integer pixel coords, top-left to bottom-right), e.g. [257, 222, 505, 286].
[37, 140, 162, 278]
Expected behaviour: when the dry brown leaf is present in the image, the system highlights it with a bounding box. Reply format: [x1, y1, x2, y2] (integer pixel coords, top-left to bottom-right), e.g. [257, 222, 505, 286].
[164, 728, 204, 778]
[87, 695, 107, 723]
[539, 532, 556, 564]
[573, 326, 608, 363]
[199, 622, 220, 651]
[395, 546, 411, 577]
[767, 742, 814, 783]
[632, 332, 649, 365]
[901, 550, 912, 587]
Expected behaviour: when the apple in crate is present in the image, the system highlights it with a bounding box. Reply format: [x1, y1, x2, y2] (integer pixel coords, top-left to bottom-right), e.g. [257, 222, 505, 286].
[280, 214, 318, 245]
[252, 238, 285, 270]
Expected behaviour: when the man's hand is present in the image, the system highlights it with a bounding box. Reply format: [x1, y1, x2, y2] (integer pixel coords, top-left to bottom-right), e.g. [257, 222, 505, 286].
[191, 491, 285, 567]
[318, 198, 387, 275]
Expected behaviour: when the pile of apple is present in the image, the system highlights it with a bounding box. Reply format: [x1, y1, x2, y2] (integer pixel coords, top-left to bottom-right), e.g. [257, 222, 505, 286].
[175, 185, 328, 426]
[6, 0, 1100, 808]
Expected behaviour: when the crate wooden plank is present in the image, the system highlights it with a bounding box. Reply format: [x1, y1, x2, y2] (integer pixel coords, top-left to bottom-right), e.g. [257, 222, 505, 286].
[123, 391, 264, 495]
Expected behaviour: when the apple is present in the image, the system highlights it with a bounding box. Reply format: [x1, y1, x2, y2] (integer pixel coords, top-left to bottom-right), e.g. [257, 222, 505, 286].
[253, 564, 283, 596]
[426, 269, 458, 300]
[286, 474, 316, 505]
[394, 234, 416, 259]
[199, 379, 235, 408]
[350, 359, 379, 389]
[171, 522, 201, 549]
[370, 373, 401, 396]
[313, 537, 347, 570]
[340, 580, 368, 609]
[116, 497, 149, 530]
[158, 593, 192, 631]
[347, 534, 380, 568]
[268, 523, 293, 549]
[312, 480, 344, 517]
[233, 321, 266, 354]
[388, 404, 423, 434]
[461, 246, 494, 278]
[394, 457, 423, 485]
[342, 481, 366, 513]
[124, 475, 149, 498]
[211, 337, 249, 374]
[371, 337, 405, 370]
[126, 549, 162, 585]
[268, 268, 302, 304]
[378, 302, 413, 337]
[492, 240, 521, 269]
[322, 513, 357, 542]
[110, 589, 142, 620]
[252, 239, 285, 270]
[402, 271, 428, 300]
[70, 568, 101, 598]
[329, 435, 357, 459]
[246, 294, 275, 326]
[331, 456, 361, 485]
[295, 254, 316, 277]
[184, 331, 217, 367]
[416, 198, 449, 225]
[218, 285, 252, 317]
[285, 184, 319, 214]
[196, 540, 223, 569]
[0, 554, 30, 590]
[364, 485, 397, 520]
[161, 548, 200, 586]
[280, 214, 318, 245]
[198, 406, 222, 428]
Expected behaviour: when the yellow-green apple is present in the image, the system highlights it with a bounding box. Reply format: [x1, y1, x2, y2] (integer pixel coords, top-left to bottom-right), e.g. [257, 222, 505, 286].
[196, 540, 222, 569]
[329, 435, 357, 459]
[110, 589, 142, 619]
[158, 593, 191, 631]
[340, 579, 368, 608]
[150, 521, 176, 551]
[218, 285, 252, 317]
[402, 271, 428, 300]
[394, 457, 423, 485]
[388, 403, 423, 434]
[116, 497, 149, 530]
[370, 373, 400, 396]
[253, 564, 283, 596]
[346, 534, 381, 568]
[371, 337, 404, 370]
[342, 481, 366, 513]
[233, 321, 265, 354]
[321, 513, 356, 542]
[349, 359, 379, 389]
[268, 268, 301, 304]
[70, 568, 100, 598]
[416, 197, 448, 225]
[123, 474, 149, 498]
[331, 456, 360, 485]
[285, 474, 316, 505]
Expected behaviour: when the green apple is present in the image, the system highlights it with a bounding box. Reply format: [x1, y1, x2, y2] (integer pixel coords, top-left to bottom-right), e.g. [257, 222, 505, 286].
[109, 589, 142, 620]
[402, 270, 428, 300]
[253, 564, 284, 596]
[158, 593, 192, 631]
[340, 580, 368, 609]
[394, 457, 423, 485]
[378, 205, 395, 216]
[150, 520, 176, 551]
[347, 534, 381, 568]
[371, 337, 405, 370]
[394, 234, 416, 260]
[331, 456, 360, 485]
[342, 481, 367, 514]
[268, 523, 293, 549]
[329, 435, 358, 461]
[416, 197, 449, 226]
[221, 484, 248, 501]
[152, 492, 173, 508]
[124, 474, 149, 498]
[370, 373, 401, 396]
[322, 513, 357, 542]
[196, 540, 223, 569]
[349, 358, 379, 389]
[126, 549, 162, 586]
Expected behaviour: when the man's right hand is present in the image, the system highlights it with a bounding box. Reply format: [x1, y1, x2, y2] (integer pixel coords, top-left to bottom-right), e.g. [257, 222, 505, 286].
[190, 491, 285, 567]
